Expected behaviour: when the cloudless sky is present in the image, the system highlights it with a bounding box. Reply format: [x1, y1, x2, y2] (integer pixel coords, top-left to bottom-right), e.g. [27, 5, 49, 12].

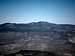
[0, 0, 75, 24]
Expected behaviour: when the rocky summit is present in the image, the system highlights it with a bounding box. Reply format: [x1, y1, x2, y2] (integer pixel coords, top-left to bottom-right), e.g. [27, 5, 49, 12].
[0, 21, 75, 56]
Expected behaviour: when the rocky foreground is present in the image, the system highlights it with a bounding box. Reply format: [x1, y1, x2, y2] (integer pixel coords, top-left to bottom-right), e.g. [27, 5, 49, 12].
[0, 21, 75, 56]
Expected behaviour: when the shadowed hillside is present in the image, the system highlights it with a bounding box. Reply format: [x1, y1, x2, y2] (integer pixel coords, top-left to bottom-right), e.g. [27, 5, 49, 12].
[0, 21, 75, 56]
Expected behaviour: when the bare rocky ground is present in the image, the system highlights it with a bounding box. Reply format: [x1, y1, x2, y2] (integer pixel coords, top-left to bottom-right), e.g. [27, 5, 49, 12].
[0, 32, 72, 56]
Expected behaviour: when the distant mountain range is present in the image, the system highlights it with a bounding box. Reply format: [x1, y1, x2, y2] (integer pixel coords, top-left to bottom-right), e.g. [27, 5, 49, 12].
[0, 21, 75, 32]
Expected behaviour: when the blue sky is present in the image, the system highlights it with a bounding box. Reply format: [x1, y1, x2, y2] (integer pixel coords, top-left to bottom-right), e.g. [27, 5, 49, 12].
[0, 0, 75, 24]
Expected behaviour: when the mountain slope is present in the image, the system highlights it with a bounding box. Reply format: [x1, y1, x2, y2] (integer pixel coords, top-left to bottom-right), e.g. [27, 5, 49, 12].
[0, 21, 75, 56]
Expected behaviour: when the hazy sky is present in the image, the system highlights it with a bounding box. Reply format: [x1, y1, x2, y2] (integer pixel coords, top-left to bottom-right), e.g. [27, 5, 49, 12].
[0, 0, 75, 24]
